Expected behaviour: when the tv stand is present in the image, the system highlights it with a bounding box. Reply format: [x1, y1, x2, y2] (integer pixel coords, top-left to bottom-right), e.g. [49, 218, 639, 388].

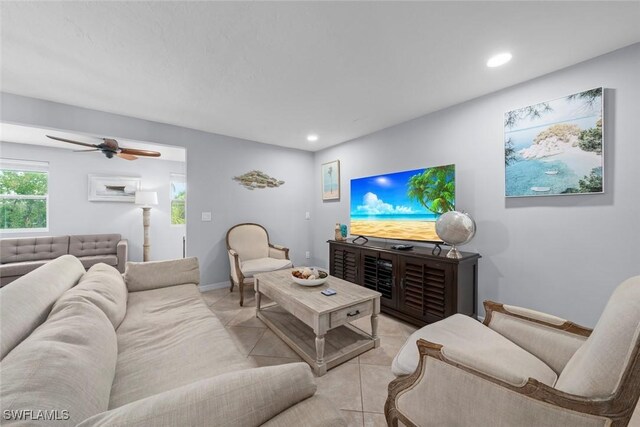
[431, 243, 443, 256]
[328, 240, 480, 326]
[351, 235, 369, 245]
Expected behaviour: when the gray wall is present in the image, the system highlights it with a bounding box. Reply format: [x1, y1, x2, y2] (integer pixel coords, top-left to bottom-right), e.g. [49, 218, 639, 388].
[2, 43, 638, 324]
[0, 141, 185, 261]
[312, 43, 640, 327]
[0, 95, 315, 286]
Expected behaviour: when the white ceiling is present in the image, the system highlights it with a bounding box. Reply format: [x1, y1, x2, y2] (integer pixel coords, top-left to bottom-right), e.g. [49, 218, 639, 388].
[0, 123, 186, 163]
[1, 1, 639, 151]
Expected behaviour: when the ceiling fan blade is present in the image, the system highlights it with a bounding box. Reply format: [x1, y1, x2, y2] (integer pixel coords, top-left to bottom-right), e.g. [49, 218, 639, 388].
[117, 153, 138, 161]
[73, 149, 101, 152]
[46, 135, 99, 148]
[120, 147, 161, 157]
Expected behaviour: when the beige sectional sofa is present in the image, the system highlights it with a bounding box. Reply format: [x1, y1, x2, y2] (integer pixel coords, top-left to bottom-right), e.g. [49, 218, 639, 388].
[0, 255, 345, 426]
[0, 234, 128, 286]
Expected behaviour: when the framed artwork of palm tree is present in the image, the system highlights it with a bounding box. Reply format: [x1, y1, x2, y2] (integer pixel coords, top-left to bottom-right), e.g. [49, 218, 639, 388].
[321, 160, 340, 201]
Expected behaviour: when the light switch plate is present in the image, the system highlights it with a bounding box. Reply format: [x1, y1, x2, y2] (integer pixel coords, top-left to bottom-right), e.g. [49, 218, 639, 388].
[305, 211, 311, 220]
[201, 212, 212, 221]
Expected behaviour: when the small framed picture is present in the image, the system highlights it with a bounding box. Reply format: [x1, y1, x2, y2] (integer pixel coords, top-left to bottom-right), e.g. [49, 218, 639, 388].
[88, 175, 141, 202]
[321, 160, 340, 201]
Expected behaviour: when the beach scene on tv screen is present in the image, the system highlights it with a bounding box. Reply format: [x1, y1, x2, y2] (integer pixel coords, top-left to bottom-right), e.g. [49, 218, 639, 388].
[350, 165, 455, 242]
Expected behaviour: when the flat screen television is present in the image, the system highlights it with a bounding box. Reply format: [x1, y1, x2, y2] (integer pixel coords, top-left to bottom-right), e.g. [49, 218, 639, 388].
[350, 164, 455, 243]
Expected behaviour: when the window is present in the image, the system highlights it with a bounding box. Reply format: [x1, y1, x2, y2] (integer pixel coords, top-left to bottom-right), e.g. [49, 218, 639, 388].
[0, 159, 49, 232]
[170, 173, 186, 225]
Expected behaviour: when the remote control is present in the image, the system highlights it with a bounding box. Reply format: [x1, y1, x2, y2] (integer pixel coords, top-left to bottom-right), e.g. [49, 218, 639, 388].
[321, 288, 337, 296]
[391, 244, 414, 250]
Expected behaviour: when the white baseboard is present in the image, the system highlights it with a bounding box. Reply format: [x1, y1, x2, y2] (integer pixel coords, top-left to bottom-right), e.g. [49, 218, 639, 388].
[199, 281, 230, 292]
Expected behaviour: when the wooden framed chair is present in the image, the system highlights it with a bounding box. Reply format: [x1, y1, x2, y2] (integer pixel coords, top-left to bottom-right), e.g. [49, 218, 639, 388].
[386, 275, 640, 426]
[226, 223, 292, 306]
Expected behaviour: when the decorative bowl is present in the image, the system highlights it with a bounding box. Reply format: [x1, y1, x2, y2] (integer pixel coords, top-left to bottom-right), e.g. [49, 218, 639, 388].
[291, 267, 329, 287]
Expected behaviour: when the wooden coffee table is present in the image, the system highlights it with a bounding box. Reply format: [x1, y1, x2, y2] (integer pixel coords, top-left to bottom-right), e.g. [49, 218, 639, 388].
[254, 269, 381, 376]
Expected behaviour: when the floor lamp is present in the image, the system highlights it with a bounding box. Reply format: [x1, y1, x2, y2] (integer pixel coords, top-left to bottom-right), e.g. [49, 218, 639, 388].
[135, 191, 158, 262]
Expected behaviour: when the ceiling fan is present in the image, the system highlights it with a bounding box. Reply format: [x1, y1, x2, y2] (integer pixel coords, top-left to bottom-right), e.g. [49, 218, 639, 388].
[46, 135, 161, 160]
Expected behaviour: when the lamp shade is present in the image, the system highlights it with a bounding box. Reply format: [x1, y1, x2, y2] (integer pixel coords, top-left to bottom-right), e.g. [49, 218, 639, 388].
[135, 191, 158, 207]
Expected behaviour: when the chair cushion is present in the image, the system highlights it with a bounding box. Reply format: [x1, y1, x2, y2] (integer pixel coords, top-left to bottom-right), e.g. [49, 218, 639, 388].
[109, 284, 252, 408]
[392, 314, 558, 387]
[0, 300, 117, 427]
[556, 275, 640, 398]
[0, 255, 85, 359]
[0, 235, 69, 263]
[227, 224, 269, 261]
[52, 263, 127, 329]
[240, 257, 293, 278]
[0, 259, 48, 276]
[69, 234, 120, 257]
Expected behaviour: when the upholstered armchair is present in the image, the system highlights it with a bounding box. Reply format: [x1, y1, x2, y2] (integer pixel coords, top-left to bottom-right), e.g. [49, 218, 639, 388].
[386, 276, 640, 427]
[226, 223, 292, 306]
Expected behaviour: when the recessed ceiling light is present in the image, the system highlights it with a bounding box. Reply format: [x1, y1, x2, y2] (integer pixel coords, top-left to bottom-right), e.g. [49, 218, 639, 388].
[487, 52, 512, 68]
[307, 134, 318, 142]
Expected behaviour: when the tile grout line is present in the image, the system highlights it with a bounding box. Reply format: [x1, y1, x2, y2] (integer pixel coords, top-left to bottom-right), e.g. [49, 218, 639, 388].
[358, 360, 365, 426]
[246, 321, 267, 356]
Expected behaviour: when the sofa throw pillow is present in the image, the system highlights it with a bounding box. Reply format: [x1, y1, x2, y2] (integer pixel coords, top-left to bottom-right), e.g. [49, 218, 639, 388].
[51, 263, 127, 329]
[0, 301, 117, 427]
[124, 257, 199, 292]
[0, 254, 85, 359]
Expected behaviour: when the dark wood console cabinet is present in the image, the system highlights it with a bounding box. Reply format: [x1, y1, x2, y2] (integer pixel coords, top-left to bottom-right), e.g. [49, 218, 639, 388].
[329, 240, 480, 327]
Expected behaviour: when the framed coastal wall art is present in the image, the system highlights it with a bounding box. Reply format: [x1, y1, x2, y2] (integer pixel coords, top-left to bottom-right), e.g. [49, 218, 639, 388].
[504, 87, 603, 197]
[322, 160, 340, 201]
[88, 175, 141, 202]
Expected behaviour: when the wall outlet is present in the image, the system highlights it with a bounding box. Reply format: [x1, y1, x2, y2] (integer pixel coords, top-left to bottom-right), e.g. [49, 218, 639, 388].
[201, 212, 212, 221]
[305, 251, 310, 259]
[305, 211, 311, 220]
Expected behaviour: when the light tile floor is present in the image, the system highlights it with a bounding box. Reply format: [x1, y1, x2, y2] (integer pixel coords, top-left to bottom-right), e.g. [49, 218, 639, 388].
[200, 286, 418, 427]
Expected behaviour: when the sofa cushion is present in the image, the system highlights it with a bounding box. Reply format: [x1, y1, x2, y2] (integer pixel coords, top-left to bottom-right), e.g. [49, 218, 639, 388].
[556, 275, 640, 398]
[123, 257, 200, 292]
[0, 255, 85, 359]
[0, 235, 69, 263]
[241, 257, 292, 278]
[78, 254, 118, 269]
[0, 301, 117, 427]
[69, 234, 120, 257]
[52, 263, 127, 329]
[0, 259, 48, 276]
[109, 283, 252, 408]
[392, 314, 558, 387]
[81, 364, 322, 427]
[261, 395, 347, 427]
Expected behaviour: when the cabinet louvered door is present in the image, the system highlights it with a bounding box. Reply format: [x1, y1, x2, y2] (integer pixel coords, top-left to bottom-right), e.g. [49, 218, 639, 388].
[422, 260, 450, 322]
[399, 258, 452, 323]
[360, 250, 397, 309]
[329, 246, 360, 283]
[399, 259, 426, 320]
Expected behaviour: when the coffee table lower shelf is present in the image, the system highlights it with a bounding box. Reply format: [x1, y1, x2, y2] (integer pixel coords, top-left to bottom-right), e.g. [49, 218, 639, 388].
[257, 305, 376, 376]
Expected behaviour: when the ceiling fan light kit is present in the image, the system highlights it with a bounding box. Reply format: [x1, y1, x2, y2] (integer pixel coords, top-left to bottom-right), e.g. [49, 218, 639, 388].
[46, 135, 161, 160]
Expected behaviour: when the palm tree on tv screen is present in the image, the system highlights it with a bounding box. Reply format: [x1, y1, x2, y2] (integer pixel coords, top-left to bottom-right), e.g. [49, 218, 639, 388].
[407, 165, 455, 215]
